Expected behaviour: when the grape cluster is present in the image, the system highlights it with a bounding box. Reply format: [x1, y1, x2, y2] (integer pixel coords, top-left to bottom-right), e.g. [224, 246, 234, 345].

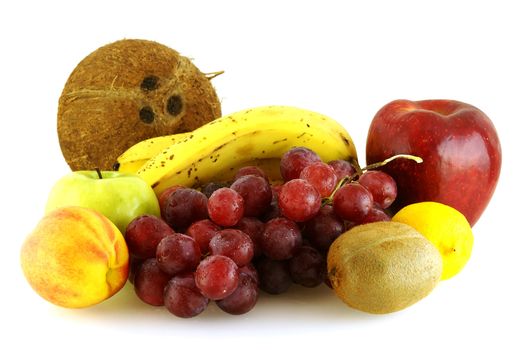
[125, 146, 398, 318]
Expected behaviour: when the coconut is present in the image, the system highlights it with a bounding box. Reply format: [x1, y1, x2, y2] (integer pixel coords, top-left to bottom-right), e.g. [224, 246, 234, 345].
[57, 39, 221, 170]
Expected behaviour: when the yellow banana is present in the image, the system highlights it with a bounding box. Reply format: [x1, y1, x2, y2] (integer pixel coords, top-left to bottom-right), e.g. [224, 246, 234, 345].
[115, 132, 191, 173]
[137, 106, 358, 195]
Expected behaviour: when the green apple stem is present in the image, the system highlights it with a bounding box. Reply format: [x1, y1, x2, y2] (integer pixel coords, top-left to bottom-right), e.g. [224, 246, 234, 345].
[95, 167, 103, 179]
[322, 154, 423, 206]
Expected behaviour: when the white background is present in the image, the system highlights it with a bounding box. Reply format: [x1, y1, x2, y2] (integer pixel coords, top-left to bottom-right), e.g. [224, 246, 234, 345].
[2, 0, 522, 349]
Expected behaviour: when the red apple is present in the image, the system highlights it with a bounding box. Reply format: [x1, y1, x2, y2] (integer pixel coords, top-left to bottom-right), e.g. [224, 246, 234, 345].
[366, 99, 501, 226]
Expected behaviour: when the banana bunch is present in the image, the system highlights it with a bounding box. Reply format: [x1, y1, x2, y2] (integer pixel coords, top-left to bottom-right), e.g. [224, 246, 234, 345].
[116, 106, 358, 195]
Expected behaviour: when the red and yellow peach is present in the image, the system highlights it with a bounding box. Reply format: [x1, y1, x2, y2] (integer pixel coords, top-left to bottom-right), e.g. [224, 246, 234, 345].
[20, 206, 129, 308]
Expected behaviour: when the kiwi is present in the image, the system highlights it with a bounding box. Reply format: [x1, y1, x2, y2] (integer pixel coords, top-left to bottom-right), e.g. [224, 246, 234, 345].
[57, 39, 221, 171]
[327, 221, 442, 314]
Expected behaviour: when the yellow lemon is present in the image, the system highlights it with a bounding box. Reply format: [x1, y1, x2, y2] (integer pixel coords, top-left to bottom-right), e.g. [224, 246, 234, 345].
[391, 201, 473, 280]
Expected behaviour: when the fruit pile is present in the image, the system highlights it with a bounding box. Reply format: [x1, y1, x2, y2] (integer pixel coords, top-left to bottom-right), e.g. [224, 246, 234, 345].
[19, 38, 502, 318]
[125, 147, 404, 317]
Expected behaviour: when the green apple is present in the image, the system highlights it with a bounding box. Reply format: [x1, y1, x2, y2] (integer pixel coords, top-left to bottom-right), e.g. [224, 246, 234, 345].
[45, 170, 160, 233]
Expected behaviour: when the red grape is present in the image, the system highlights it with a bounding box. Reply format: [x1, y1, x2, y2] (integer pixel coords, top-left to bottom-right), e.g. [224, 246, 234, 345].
[158, 185, 183, 212]
[261, 186, 282, 221]
[195, 255, 239, 300]
[278, 179, 321, 222]
[133, 258, 172, 306]
[156, 233, 201, 275]
[201, 181, 230, 198]
[255, 257, 292, 295]
[162, 188, 208, 231]
[186, 219, 221, 254]
[230, 175, 272, 217]
[271, 184, 283, 196]
[233, 217, 265, 257]
[289, 245, 326, 288]
[260, 217, 302, 260]
[332, 183, 373, 222]
[125, 214, 175, 259]
[302, 205, 344, 252]
[300, 162, 338, 197]
[328, 159, 356, 182]
[209, 229, 254, 267]
[358, 170, 397, 209]
[207, 187, 244, 226]
[164, 272, 209, 318]
[128, 257, 144, 284]
[360, 205, 391, 223]
[216, 273, 259, 315]
[239, 263, 259, 285]
[234, 165, 268, 181]
[280, 147, 322, 181]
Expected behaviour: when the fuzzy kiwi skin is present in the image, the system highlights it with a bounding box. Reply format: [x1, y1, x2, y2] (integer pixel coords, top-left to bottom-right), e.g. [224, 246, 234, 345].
[327, 221, 443, 314]
[58, 39, 221, 171]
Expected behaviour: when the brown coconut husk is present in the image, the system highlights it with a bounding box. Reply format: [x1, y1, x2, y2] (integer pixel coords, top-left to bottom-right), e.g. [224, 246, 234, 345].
[58, 39, 221, 171]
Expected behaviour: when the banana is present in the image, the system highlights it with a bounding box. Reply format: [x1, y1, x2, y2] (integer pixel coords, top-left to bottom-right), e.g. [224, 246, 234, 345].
[115, 132, 191, 173]
[136, 105, 358, 195]
[118, 137, 282, 178]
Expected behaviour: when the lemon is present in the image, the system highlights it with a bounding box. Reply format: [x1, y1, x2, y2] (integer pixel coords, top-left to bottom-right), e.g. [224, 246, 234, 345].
[391, 201, 473, 280]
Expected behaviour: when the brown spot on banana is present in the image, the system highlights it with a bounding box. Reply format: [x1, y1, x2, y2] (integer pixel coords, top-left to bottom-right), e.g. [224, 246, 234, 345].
[272, 138, 288, 144]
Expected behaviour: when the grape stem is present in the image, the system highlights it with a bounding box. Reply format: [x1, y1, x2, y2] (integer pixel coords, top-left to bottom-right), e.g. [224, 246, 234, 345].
[322, 154, 423, 206]
[361, 154, 423, 171]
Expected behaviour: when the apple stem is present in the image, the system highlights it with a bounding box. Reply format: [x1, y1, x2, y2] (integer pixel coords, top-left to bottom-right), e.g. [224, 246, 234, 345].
[95, 167, 103, 179]
[322, 154, 423, 206]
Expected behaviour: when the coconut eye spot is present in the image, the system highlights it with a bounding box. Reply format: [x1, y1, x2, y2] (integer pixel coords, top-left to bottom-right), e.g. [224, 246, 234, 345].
[139, 106, 155, 124]
[141, 75, 159, 91]
[167, 95, 183, 116]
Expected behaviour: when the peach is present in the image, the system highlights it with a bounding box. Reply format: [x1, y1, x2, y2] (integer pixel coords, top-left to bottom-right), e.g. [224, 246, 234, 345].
[20, 206, 129, 308]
